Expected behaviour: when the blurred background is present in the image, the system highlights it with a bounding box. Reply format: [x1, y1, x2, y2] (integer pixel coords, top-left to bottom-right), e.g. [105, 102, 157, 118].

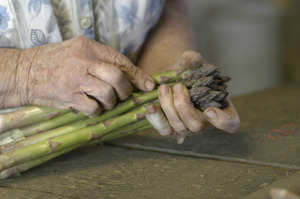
[186, 0, 299, 97]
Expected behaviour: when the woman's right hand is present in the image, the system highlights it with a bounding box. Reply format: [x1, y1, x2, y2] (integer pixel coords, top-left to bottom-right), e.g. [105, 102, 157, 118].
[3, 36, 155, 116]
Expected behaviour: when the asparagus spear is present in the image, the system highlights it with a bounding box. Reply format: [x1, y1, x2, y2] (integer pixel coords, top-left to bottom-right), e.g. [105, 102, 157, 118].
[0, 106, 29, 115]
[0, 111, 87, 147]
[0, 120, 152, 180]
[0, 143, 83, 180]
[0, 106, 71, 132]
[0, 90, 158, 151]
[0, 104, 150, 172]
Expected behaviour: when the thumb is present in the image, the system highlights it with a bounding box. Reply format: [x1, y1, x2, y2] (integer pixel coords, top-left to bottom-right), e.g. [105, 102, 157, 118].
[172, 50, 206, 69]
[204, 107, 240, 133]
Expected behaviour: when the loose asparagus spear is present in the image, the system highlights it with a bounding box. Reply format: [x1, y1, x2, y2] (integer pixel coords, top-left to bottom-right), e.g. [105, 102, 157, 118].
[0, 104, 151, 172]
[0, 111, 87, 147]
[0, 106, 29, 115]
[0, 106, 71, 132]
[0, 120, 152, 180]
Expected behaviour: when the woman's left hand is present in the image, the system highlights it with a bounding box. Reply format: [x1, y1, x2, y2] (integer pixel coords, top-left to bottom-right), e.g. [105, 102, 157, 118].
[146, 51, 240, 142]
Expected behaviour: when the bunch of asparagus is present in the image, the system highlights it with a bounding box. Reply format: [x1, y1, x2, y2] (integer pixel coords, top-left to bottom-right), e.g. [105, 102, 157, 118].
[0, 63, 230, 180]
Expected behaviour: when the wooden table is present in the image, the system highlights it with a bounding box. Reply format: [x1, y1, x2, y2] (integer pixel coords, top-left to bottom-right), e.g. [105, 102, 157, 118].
[1, 85, 299, 199]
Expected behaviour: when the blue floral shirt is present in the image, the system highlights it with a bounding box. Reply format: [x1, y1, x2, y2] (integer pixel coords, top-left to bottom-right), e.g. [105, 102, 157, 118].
[0, 0, 165, 57]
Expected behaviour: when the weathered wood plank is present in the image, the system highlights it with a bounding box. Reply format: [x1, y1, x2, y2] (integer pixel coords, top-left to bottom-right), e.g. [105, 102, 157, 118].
[0, 146, 294, 199]
[110, 85, 300, 169]
[244, 171, 300, 199]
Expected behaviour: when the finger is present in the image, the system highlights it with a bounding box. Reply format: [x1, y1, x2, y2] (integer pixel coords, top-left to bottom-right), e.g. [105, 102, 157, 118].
[173, 83, 211, 132]
[145, 104, 173, 137]
[81, 76, 117, 110]
[88, 62, 132, 101]
[171, 50, 206, 70]
[70, 94, 102, 117]
[204, 97, 241, 133]
[158, 84, 188, 133]
[93, 44, 155, 91]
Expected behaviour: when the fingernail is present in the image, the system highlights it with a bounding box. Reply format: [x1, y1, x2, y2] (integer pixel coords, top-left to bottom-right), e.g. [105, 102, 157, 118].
[205, 109, 216, 120]
[159, 85, 169, 96]
[177, 135, 185, 144]
[145, 104, 157, 114]
[173, 84, 183, 94]
[145, 80, 155, 91]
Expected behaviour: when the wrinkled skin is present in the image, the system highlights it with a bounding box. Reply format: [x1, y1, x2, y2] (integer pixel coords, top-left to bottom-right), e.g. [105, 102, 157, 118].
[150, 51, 241, 140]
[0, 36, 155, 116]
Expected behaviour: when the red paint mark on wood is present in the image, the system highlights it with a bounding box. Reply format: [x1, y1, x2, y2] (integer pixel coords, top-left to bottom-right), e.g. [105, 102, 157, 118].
[268, 123, 296, 140]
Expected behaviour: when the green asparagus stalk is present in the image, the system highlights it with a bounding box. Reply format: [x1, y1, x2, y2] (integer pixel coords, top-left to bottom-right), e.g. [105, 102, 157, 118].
[0, 93, 146, 147]
[17, 110, 87, 137]
[0, 111, 87, 147]
[91, 119, 151, 144]
[0, 104, 150, 172]
[0, 90, 158, 152]
[0, 143, 83, 180]
[0, 106, 29, 115]
[0, 129, 25, 146]
[0, 106, 71, 132]
[0, 121, 152, 180]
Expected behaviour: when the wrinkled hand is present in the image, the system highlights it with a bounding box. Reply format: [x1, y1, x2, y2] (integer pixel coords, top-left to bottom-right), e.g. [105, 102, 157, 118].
[146, 51, 240, 142]
[15, 36, 155, 116]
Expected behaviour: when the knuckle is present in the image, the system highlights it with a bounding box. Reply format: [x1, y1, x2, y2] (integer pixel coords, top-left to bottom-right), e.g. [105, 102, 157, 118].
[182, 50, 196, 57]
[174, 99, 186, 110]
[189, 121, 204, 133]
[171, 122, 186, 132]
[111, 70, 126, 86]
[99, 86, 116, 104]
[104, 97, 117, 110]
[112, 53, 139, 79]
[122, 88, 132, 100]
[72, 36, 89, 46]
[113, 53, 127, 66]
[181, 50, 205, 68]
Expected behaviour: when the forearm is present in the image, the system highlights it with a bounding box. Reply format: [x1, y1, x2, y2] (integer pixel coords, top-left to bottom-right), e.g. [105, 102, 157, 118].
[0, 48, 33, 108]
[137, 0, 195, 73]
